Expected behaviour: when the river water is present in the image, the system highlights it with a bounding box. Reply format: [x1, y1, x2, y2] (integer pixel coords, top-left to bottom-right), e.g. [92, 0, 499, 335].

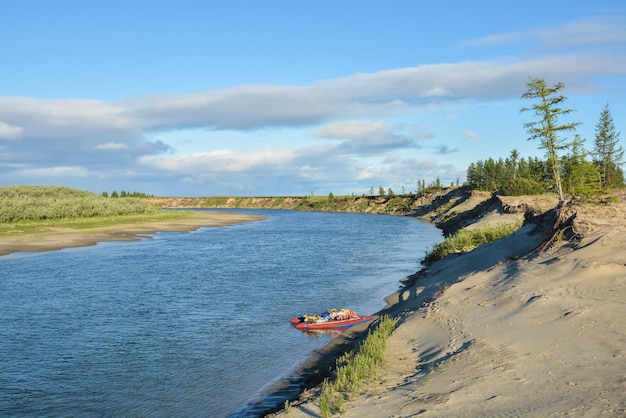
[0, 209, 441, 417]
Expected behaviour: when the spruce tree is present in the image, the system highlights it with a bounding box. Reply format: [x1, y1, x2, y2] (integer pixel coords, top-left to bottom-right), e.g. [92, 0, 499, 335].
[562, 134, 601, 196]
[593, 103, 624, 189]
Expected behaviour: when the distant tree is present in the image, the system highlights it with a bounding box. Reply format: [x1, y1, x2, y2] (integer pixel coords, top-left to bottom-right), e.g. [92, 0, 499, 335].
[378, 186, 385, 196]
[328, 192, 334, 200]
[102, 191, 109, 198]
[562, 134, 601, 196]
[506, 149, 519, 181]
[521, 77, 580, 205]
[111, 190, 119, 198]
[401, 185, 405, 195]
[593, 103, 624, 189]
[369, 186, 374, 196]
[387, 187, 394, 197]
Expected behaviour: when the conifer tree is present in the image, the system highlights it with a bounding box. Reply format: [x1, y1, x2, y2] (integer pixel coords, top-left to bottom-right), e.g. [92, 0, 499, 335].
[562, 134, 601, 196]
[521, 77, 580, 205]
[593, 103, 624, 189]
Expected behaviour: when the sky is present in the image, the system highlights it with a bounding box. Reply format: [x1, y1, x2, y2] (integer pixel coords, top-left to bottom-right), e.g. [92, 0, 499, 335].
[1, 1, 625, 197]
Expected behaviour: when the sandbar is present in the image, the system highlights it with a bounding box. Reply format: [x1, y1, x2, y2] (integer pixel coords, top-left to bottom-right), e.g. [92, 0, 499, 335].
[0, 211, 264, 256]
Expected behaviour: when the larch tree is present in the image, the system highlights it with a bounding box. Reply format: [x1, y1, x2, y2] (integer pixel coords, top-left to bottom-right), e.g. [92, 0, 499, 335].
[593, 103, 624, 189]
[520, 77, 580, 206]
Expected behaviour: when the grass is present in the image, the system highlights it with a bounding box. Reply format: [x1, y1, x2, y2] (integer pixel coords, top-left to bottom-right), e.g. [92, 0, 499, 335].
[0, 185, 202, 236]
[317, 316, 398, 417]
[424, 220, 524, 264]
[0, 210, 195, 235]
[0, 185, 159, 223]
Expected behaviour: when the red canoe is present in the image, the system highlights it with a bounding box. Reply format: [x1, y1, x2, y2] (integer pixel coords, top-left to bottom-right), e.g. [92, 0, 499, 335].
[290, 308, 373, 330]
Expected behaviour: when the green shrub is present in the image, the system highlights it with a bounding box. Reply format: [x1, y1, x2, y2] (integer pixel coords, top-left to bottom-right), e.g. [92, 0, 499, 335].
[0, 185, 159, 223]
[424, 220, 523, 263]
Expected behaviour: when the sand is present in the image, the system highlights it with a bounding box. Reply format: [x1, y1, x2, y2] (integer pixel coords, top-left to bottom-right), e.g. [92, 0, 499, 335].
[3, 197, 625, 416]
[274, 196, 626, 417]
[0, 211, 264, 256]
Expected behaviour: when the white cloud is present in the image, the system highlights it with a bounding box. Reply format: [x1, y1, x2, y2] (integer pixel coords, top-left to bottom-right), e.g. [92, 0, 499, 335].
[461, 16, 626, 50]
[139, 148, 297, 173]
[0, 15, 624, 195]
[315, 120, 391, 139]
[1, 49, 623, 146]
[16, 166, 89, 177]
[464, 129, 479, 140]
[95, 142, 128, 150]
[315, 120, 430, 154]
[0, 121, 23, 140]
[534, 17, 626, 48]
[459, 32, 524, 47]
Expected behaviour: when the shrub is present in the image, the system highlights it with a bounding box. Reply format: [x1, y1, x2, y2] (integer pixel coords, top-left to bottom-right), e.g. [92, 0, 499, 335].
[0, 185, 159, 222]
[424, 220, 523, 263]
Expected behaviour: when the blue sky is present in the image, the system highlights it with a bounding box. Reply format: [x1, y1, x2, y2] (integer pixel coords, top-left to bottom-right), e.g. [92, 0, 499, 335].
[1, 1, 625, 196]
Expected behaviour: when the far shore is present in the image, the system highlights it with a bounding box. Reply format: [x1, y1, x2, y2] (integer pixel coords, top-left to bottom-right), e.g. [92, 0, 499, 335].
[0, 211, 264, 256]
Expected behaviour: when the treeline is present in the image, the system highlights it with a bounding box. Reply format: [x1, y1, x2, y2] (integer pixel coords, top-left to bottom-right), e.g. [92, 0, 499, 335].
[367, 178, 458, 198]
[102, 190, 154, 198]
[467, 148, 623, 197]
[467, 86, 624, 198]
[0, 185, 159, 223]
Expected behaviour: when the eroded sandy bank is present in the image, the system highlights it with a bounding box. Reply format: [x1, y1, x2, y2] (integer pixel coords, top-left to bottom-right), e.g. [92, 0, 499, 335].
[270, 195, 626, 417]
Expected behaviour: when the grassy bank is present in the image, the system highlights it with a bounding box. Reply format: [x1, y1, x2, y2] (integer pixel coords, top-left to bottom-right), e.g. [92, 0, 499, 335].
[0, 185, 159, 223]
[423, 220, 523, 263]
[0, 185, 196, 235]
[312, 316, 398, 417]
[0, 210, 196, 235]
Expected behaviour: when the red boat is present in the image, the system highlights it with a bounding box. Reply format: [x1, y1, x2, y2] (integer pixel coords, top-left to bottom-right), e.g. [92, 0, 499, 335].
[290, 308, 373, 330]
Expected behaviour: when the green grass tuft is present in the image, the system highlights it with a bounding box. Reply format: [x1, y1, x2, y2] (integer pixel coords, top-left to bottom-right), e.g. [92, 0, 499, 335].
[317, 316, 398, 415]
[424, 220, 523, 263]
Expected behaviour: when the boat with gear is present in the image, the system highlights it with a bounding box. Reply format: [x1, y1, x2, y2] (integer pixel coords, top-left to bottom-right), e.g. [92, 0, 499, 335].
[290, 308, 373, 330]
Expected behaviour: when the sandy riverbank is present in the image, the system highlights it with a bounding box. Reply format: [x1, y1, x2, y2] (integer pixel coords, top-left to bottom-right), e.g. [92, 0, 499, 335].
[0, 211, 264, 256]
[270, 194, 626, 417]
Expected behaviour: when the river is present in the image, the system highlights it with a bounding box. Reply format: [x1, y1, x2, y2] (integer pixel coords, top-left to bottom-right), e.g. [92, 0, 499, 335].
[0, 209, 441, 417]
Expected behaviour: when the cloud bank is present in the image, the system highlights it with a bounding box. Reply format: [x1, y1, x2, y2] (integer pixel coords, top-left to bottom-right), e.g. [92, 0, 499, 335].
[1, 17, 624, 195]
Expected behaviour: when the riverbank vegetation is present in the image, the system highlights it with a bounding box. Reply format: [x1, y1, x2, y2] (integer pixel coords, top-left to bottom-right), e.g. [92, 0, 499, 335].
[0, 185, 161, 223]
[0, 186, 197, 236]
[423, 220, 524, 264]
[316, 316, 398, 418]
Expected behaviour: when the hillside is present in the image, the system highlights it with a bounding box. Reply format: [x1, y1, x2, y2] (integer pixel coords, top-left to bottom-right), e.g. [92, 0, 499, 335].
[269, 191, 626, 417]
[146, 188, 559, 238]
[146, 190, 463, 215]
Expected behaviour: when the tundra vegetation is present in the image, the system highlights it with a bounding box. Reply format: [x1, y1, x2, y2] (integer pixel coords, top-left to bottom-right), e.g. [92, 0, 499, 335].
[0, 185, 192, 233]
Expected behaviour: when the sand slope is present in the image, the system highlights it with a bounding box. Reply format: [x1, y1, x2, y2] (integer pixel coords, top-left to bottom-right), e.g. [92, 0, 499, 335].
[280, 196, 626, 417]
